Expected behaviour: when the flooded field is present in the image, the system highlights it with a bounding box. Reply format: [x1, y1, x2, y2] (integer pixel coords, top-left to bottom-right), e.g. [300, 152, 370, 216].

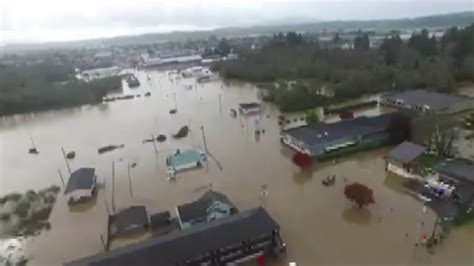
[0, 70, 473, 265]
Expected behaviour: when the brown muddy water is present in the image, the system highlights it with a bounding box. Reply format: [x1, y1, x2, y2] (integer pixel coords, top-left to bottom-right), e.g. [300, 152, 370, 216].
[0, 70, 473, 265]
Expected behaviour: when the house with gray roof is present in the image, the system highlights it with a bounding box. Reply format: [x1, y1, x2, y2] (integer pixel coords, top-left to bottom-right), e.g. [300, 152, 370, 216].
[110, 206, 149, 237]
[435, 159, 474, 185]
[385, 141, 427, 178]
[64, 168, 97, 205]
[176, 190, 237, 229]
[281, 113, 394, 157]
[381, 90, 474, 114]
[66, 207, 285, 266]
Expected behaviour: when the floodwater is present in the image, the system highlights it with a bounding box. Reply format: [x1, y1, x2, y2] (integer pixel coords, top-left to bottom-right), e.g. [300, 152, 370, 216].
[0, 70, 473, 265]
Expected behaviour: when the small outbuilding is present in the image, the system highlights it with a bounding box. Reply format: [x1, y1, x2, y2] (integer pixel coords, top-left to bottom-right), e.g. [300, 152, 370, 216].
[385, 141, 427, 178]
[64, 168, 97, 205]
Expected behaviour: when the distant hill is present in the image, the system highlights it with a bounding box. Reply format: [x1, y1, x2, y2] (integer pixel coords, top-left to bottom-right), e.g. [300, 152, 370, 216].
[3, 11, 473, 52]
[103, 11, 474, 45]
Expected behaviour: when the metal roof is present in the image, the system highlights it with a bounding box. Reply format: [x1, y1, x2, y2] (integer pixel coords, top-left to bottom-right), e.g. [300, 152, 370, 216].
[435, 159, 474, 184]
[177, 190, 235, 223]
[65, 207, 279, 266]
[282, 113, 393, 147]
[239, 102, 261, 109]
[113, 206, 148, 234]
[64, 168, 96, 194]
[383, 90, 473, 111]
[386, 141, 427, 163]
[167, 149, 203, 169]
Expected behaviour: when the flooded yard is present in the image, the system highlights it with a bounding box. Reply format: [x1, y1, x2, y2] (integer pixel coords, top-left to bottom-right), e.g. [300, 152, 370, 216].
[0, 70, 473, 265]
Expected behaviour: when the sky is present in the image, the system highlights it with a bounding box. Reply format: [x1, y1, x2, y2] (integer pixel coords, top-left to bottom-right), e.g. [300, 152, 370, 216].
[0, 0, 472, 44]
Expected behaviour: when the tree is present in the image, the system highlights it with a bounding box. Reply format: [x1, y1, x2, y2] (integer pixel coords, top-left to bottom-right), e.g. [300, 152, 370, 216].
[380, 34, 402, 65]
[432, 126, 458, 157]
[354, 34, 370, 51]
[387, 112, 412, 144]
[408, 29, 437, 57]
[286, 31, 303, 46]
[218, 38, 231, 56]
[344, 183, 375, 208]
[305, 110, 319, 125]
[333, 33, 342, 45]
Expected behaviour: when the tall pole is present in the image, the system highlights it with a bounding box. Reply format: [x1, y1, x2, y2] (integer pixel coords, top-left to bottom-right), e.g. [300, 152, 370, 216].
[57, 168, 65, 188]
[430, 215, 439, 240]
[100, 235, 107, 251]
[30, 137, 36, 148]
[61, 147, 72, 174]
[200, 126, 209, 171]
[111, 161, 116, 214]
[104, 199, 111, 216]
[218, 94, 222, 114]
[127, 163, 133, 198]
[173, 92, 177, 109]
[151, 134, 158, 155]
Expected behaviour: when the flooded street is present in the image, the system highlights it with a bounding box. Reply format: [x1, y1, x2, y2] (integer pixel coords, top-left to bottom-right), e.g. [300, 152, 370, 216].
[0, 71, 473, 265]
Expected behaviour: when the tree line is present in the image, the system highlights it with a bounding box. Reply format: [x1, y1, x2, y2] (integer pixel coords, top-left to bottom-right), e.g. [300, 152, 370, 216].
[0, 62, 122, 116]
[213, 24, 474, 112]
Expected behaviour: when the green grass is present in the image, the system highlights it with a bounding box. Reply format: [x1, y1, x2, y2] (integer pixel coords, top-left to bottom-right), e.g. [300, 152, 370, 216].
[453, 210, 474, 227]
[323, 100, 378, 115]
[419, 153, 443, 170]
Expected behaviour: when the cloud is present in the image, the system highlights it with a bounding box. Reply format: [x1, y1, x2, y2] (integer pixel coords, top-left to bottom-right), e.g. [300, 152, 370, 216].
[1, 0, 472, 43]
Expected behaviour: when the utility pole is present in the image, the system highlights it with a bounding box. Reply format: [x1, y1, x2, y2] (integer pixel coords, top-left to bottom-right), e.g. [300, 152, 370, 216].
[151, 134, 158, 155]
[218, 94, 222, 114]
[200, 126, 209, 171]
[111, 161, 116, 214]
[61, 147, 72, 174]
[104, 199, 111, 216]
[100, 235, 107, 251]
[57, 168, 65, 188]
[430, 215, 440, 240]
[173, 92, 178, 109]
[127, 163, 133, 198]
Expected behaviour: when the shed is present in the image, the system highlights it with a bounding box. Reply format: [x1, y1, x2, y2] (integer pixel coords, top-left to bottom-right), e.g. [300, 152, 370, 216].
[64, 168, 97, 204]
[111, 206, 149, 237]
[239, 102, 261, 115]
[150, 211, 171, 229]
[385, 141, 426, 176]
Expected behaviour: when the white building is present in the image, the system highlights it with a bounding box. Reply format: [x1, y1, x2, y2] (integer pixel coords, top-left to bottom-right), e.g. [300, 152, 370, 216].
[79, 66, 121, 81]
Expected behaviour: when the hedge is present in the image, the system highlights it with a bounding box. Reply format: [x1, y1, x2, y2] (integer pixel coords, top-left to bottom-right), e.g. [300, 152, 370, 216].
[324, 100, 378, 115]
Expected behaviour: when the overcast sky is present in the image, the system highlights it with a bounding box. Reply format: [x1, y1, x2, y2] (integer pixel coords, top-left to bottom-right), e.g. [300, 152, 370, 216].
[0, 0, 472, 44]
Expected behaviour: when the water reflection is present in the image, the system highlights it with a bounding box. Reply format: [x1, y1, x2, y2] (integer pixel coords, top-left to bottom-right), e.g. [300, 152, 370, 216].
[341, 207, 372, 225]
[292, 167, 313, 185]
[0, 70, 473, 265]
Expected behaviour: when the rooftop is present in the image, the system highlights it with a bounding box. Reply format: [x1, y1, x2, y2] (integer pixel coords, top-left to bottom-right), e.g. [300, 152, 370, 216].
[239, 102, 261, 109]
[386, 141, 427, 163]
[383, 90, 473, 111]
[64, 168, 96, 194]
[166, 149, 204, 169]
[66, 207, 279, 266]
[177, 190, 236, 223]
[113, 206, 148, 235]
[282, 113, 394, 146]
[435, 159, 474, 184]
